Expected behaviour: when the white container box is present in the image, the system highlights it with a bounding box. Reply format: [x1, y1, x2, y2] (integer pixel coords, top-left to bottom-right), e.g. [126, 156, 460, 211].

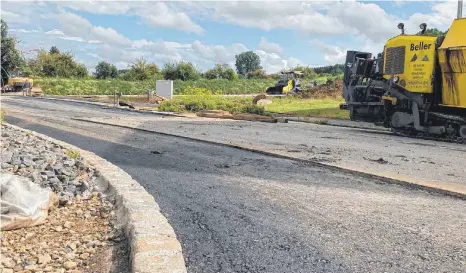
[156, 80, 173, 99]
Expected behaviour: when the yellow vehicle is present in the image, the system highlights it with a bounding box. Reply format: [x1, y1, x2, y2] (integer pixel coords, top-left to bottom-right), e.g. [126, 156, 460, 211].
[1, 68, 33, 93]
[6, 77, 33, 92]
[265, 70, 303, 95]
[340, 12, 466, 141]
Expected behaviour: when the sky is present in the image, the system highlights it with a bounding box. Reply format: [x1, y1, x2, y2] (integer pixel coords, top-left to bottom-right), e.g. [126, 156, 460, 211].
[1, 0, 463, 73]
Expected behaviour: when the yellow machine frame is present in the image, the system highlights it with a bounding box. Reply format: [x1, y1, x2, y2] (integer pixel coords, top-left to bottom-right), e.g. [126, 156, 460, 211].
[383, 35, 437, 94]
[438, 18, 466, 108]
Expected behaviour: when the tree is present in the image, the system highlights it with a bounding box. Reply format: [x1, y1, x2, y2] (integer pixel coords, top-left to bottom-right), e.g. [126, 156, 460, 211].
[1, 20, 23, 85]
[31, 49, 87, 78]
[121, 57, 161, 81]
[94, 61, 118, 79]
[235, 51, 261, 76]
[204, 64, 236, 80]
[49, 46, 60, 55]
[162, 61, 200, 81]
[247, 69, 269, 79]
[74, 64, 88, 78]
[314, 64, 345, 75]
[292, 66, 317, 79]
[417, 28, 446, 37]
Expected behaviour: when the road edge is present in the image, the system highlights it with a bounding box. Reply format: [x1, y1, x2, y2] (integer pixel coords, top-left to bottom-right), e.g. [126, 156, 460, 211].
[72, 118, 466, 200]
[35, 96, 184, 117]
[27, 96, 390, 132]
[3, 123, 188, 273]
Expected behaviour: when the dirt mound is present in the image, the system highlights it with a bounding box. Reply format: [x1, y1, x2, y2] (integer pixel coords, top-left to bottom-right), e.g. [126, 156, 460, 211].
[299, 79, 343, 99]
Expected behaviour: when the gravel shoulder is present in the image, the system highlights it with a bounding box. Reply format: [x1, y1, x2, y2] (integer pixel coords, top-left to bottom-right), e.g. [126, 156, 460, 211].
[0, 124, 130, 272]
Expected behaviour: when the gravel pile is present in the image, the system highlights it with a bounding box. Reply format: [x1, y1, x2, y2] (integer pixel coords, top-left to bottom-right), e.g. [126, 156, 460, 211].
[0, 125, 130, 272]
[1, 125, 98, 205]
[1, 194, 128, 273]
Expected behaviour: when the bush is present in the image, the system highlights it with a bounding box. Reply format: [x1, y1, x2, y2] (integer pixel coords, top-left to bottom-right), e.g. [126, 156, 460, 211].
[162, 61, 200, 81]
[120, 58, 162, 81]
[247, 69, 269, 79]
[27, 48, 88, 78]
[158, 86, 265, 115]
[94, 61, 118, 79]
[204, 64, 236, 80]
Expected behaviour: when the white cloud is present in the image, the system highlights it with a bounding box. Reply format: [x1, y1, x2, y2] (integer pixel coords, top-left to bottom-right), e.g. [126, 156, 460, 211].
[311, 40, 347, 64]
[138, 2, 203, 34]
[91, 26, 131, 46]
[1, 10, 22, 23]
[10, 29, 39, 33]
[56, 10, 93, 37]
[255, 49, 303, 73]
[58, 1, 203, 34]
[45, 29, 65, 35]
[57, 1, 133, 15]
[61, 36, 87, 43]
[11, 0, 459, 75]
[203, 1, 458, 45]
[86, 52, 102, 60]
[44, 28, 101, 44]
[258, 37, 283, 56]
[206, 2, 343, 36]
[404, 1, 460, 34]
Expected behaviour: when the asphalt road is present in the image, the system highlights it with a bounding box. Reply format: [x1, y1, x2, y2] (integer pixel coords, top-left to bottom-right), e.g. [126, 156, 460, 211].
[2, 96, 466, 273]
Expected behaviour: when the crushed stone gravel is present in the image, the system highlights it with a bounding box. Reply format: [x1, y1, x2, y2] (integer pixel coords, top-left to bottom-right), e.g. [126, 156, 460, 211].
[0, 125, 130, 272]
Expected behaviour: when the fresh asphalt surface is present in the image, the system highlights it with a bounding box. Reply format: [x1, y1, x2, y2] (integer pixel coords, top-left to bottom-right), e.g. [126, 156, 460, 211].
[2, 96, 466, 273]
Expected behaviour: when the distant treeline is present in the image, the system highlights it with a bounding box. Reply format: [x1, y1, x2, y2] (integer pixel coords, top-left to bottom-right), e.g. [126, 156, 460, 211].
[313, 64, 345, 75]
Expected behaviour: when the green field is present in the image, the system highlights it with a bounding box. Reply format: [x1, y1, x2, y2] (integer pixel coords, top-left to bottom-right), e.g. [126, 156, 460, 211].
[34, 78, 277, 95]
[33, 76, 338, 96]
[157, 86, 348, 119]
[33, 77, 348, 119]
[265, 97, 348, 120]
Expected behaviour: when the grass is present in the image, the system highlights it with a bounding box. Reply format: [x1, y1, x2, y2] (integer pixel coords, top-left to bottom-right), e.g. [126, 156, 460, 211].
[33, 75, 342, 96]
[65, 149, 81, 159]
[34, 78, 277, 96]
[158, 86, 349, 120]
[158, 95, 265, 115]
[158, 87, 265, 115]
[264, 97, 349, 120]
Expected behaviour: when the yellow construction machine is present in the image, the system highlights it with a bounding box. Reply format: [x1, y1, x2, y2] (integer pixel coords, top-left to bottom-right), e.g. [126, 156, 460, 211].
[6, 77, 33, 92]
[1, 67, 33, 94]
[341, 3, 466, 141]
[265, 70, 303, 95]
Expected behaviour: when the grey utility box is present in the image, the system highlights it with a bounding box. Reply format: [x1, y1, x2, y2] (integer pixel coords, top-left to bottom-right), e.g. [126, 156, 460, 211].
[156, 80, 173, 99]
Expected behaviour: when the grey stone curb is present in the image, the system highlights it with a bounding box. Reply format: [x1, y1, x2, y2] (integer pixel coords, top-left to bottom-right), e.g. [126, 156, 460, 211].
[2, 123, 187, 273]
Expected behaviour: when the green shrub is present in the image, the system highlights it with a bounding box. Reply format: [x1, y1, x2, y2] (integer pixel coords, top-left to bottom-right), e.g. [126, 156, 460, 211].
[158, 86, 265, 115]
